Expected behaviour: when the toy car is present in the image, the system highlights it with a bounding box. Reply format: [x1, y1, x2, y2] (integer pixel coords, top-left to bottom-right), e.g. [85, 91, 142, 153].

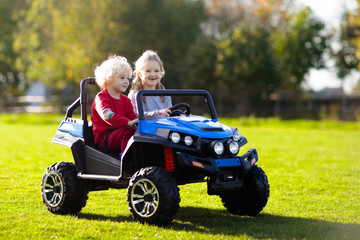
[41, 77, 270, 226]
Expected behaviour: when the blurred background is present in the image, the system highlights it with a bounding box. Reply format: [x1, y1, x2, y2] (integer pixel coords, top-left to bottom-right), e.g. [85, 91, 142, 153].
[1, 0, 360, 121]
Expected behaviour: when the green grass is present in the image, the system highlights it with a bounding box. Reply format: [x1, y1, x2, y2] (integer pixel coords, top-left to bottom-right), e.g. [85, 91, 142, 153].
[0, 115, 359, 239]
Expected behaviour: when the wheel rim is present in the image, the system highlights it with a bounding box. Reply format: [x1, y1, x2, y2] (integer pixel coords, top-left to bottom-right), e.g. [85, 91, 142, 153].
[42, 172, 64, 207]
[131, 179, 159, 218]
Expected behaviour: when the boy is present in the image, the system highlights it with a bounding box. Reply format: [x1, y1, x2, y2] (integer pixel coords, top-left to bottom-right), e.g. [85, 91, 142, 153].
[91, 55, 138, 152]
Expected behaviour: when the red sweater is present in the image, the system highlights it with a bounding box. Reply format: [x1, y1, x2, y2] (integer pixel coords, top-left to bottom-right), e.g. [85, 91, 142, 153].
[91, 89, 137, 146]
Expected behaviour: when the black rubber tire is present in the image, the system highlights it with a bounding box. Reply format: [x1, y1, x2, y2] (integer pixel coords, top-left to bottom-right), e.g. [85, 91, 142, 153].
[220, 165, 269, 216]
[127, 166, 180, 226]
[41, 162, 89, 215]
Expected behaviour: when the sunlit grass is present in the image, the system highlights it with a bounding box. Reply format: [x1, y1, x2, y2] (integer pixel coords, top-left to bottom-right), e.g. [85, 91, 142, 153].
[0, 115, 359, 239]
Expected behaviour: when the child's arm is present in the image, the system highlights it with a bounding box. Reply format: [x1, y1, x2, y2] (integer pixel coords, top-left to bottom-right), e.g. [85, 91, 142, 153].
[127, 119, 138, 126]
[159, 107, 171, 117]
[143, 96, 173, 118]
[126, 98, 137, 119]
[95, 93, 131, 127]
[125, 96, 138, 126]
[158, 96, 172, 117]
[144, 109, 163, 118]
[128, 90, 139, 118]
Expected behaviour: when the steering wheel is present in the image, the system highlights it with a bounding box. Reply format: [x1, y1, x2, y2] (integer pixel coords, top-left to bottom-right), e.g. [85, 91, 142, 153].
[170, 103, 191, 116]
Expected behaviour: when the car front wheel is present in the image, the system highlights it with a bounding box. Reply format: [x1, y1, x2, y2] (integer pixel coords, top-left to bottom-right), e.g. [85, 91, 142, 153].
[220, 165, 269, 216]
[127, 166, 180, 226]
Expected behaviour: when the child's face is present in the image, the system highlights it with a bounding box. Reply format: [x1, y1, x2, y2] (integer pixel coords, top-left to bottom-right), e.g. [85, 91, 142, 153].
[138, 60, 162, 89]
[108, 73, 130, 93]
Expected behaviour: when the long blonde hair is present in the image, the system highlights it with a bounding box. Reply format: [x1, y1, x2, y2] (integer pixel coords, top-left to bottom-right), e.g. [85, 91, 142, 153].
[132, 50, 166, 102]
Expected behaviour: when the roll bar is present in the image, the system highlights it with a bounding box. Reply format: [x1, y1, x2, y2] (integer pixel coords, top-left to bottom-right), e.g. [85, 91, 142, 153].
[64, 77, 97, 122]
[64, 77, 97, 145]
[136, 89, 218, 120]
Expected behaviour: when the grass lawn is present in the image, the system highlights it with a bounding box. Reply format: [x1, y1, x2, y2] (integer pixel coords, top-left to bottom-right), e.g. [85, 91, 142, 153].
[0, 114, 359, 239]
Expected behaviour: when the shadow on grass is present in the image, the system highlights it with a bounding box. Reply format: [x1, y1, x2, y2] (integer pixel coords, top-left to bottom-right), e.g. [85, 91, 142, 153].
[77, 212, 133, 223]
[173, 207, 360, 239]
[77, 207, 359, 239]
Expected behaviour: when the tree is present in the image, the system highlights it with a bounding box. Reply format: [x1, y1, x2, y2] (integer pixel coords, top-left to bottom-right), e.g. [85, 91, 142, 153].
[14, 0, 205, 91]
[332, 7, 360, 115]
[332, 0, 360, 103]
[0, 0, 28, 104]
[14, 0, 110, 90]
[187, 0, 329, 115]
[99, 0, 205, 88]
[341, 0, 360, 71]
[273, 7, 328, 91]
[334, 13, 359, 79]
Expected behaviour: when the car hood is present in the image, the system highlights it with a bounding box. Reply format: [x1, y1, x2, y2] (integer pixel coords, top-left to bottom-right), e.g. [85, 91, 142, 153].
[139, 115, 233, 139]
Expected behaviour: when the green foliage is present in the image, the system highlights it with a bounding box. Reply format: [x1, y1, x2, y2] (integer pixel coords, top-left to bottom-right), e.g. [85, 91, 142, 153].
[0, 116, 359, 239]
[0, 0, 28, 100]
[0, 0, 336, 114]
[14, 0, 110, 89]
[0, 0, 15, 73]
[13, 0, 204, 90]
[273, 7, 328, 90]
[0, 0, 27, 74]
[333, 12, 360, 79]
[99, 0, 205, 88]
[187, 2, 329, 114]
[336, 0, 360, 75]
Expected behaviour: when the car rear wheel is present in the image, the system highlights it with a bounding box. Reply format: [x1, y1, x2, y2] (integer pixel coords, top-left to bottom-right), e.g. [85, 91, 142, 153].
[127, 166, 180, 226]
[41, 162, 88, 215]
[220, 165, 269, 216]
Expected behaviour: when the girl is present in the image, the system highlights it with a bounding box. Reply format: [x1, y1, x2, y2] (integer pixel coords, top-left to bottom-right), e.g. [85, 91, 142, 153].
[128, 50, 172, 119]
[91, 55, 138, 153]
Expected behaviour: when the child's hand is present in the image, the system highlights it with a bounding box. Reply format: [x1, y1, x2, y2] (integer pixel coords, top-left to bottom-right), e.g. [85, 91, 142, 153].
[160, 107, 172, 117]
[128, 119, 138, 126]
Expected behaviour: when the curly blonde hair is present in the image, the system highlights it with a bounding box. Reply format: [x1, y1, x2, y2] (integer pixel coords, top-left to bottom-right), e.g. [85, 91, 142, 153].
[132, 50, 166, 102]
[94, 55, 132, 89]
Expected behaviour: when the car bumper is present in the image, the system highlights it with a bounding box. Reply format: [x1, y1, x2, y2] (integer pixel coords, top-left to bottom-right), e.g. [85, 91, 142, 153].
[176, 148, 259, 173]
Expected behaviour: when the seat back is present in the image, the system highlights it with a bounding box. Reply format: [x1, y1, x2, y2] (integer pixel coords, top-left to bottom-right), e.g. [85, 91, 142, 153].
[80, 77, 97, 146]
[85, 121, 95, 146]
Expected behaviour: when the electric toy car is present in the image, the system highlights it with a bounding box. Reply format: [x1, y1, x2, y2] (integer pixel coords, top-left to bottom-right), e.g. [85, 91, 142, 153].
[41, 77, 270, 226]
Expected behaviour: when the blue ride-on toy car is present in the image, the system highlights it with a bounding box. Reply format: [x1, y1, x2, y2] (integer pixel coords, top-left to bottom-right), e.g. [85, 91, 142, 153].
[41, 77, 270, 226]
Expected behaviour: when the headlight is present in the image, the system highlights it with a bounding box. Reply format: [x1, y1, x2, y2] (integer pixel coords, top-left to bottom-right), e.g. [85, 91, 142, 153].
[184, 136, 193, 146]
[212, 141, 224, 156]
[233, 129, 241, 141]
[228, 140, 240, 155]
[170, 132, 180, 143]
